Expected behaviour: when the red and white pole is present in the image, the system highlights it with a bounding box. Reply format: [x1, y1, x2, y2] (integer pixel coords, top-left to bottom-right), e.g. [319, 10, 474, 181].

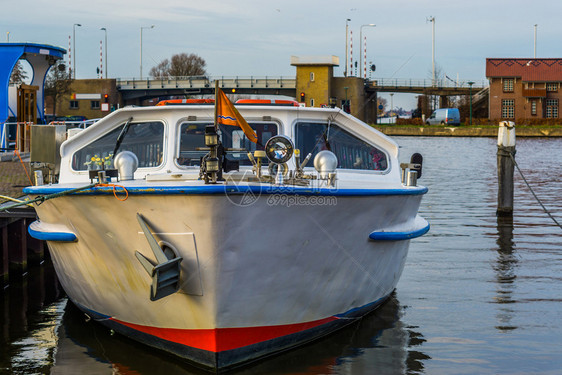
[350, 30, 353, 76]
[68, 35, 72, 76]
[100, 40, 103, 78]
[364, 36, 367, 78]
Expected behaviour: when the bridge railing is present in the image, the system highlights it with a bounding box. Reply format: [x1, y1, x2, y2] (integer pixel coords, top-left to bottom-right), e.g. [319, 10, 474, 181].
[369, 78, 488, 89]
[116, 76, 297, 90]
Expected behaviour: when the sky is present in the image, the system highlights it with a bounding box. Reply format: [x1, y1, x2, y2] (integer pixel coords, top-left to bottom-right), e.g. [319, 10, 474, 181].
[4, 0, 562, 110]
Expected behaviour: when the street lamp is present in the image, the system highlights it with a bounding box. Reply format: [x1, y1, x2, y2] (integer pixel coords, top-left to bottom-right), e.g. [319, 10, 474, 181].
[73, 23, 82, 79]
[100, 27, 108, 78]
[359, 24, 375, 79]
[140, 25, 155, 79]
[534, 24, 537, 58]
[345, 19, 351, 77]
[427, 16, 435, 87]
[468, 81, 474, 125]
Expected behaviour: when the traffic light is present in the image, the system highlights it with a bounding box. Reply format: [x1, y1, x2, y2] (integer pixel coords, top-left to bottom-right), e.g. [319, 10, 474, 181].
[103, 94, 109, 103]
[300, 92, 305, 102]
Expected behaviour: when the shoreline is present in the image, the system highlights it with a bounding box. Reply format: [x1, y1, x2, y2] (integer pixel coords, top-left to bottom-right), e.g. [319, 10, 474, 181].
[371, 125, 562, 137]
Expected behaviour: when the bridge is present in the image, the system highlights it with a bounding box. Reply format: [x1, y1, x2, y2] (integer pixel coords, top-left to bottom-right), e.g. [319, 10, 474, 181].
[117, 76, 297, 102]
[117, 76, 489, 102]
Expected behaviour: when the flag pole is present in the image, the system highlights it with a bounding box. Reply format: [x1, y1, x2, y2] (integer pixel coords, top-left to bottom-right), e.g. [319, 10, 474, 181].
[214, 80, 219, 130]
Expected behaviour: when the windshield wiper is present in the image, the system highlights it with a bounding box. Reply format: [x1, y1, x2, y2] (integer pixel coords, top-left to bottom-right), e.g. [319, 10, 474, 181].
[112, 117, 133, 157]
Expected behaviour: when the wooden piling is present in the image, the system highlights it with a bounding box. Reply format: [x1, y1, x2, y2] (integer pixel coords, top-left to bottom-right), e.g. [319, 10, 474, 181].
[1, 225, 8, 287]
[497, 121, 516, 216]
[7, 219, 27, 276]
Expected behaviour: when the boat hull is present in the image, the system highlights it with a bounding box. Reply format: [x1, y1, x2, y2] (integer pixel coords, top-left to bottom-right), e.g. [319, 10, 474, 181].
[31, 189, 424, 370]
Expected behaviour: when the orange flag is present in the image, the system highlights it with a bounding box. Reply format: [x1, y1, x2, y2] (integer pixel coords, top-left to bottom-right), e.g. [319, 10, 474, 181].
[215, 86, 258, 143]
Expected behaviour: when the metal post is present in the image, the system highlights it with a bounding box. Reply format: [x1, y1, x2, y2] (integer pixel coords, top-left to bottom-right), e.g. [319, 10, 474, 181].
[468, 81, 474, 125]
[427, 16, 435, 87]
[534, 24, 537, 58]
[140, 25, 155, 80]
[497, 121, 516, 216]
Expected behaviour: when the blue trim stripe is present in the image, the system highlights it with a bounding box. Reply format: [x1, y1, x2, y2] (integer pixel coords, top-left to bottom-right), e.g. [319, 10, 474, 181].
[369, 222, 430, 241]
[28, 226, 77, 242]
[23, 184, 428, 197]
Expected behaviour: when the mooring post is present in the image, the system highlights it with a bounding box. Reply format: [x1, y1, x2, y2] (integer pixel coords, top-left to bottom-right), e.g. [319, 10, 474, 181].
[1, 225, 8, 287]
[497, 121, 516, 216]
[7, 219, 27, 276]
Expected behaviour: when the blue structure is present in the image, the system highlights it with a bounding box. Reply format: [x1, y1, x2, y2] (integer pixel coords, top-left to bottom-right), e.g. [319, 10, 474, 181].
[0, 42, 66, 149]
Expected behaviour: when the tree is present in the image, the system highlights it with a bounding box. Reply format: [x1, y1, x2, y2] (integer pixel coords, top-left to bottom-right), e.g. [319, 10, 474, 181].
[150, 53, 206, 78]
[44, 61, 72, 117]
[10, 61, 28, 85]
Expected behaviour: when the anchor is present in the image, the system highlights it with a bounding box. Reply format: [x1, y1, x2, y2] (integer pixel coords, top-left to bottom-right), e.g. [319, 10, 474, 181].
[135, 213, 183, 301]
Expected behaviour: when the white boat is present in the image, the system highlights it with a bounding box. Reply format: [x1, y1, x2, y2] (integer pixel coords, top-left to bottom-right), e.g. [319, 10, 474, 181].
[24, 94, 428, 371]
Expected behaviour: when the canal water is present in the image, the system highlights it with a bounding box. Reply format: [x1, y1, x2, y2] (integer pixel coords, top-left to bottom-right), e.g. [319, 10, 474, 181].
[1, 136, 561, 374]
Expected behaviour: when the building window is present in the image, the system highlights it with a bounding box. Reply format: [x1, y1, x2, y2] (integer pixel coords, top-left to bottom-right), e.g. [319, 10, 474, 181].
[546, 83, 558, 92]
[546, 99, 558, 118]
[503, 78, 514, 92]
[531, 100, 537, 115]
[69, 100, 79, 109]
[91, 100, 100, 109]
[310, 98, 315, 107]
[502, 99, 514, 118]
[310, 72, 315, 82]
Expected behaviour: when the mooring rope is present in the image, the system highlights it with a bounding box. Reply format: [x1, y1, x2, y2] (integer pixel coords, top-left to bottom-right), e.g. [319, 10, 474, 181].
[0, 183, 100, 212]
[510, 153, 562, 230]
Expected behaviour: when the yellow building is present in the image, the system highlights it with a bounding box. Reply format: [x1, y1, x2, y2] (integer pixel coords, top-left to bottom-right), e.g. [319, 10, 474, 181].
[291, 56, 374, 123]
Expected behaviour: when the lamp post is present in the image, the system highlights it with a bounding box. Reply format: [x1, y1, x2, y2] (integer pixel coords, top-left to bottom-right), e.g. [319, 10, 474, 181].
[468, 81, 474, 125]
[427, 16, 435, 87]
[73, 23, 82, 79]
[345, 19, 351, 77]
[534, 24, 537, 58]
[140, 25, 155, 79]
[100, 27, 108, 78]
[360, 24, 375, 79]
[390, 93, 394, 117]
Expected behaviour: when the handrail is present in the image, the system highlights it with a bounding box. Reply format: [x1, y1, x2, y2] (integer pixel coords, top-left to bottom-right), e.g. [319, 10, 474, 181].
[368, 78, 488, 89]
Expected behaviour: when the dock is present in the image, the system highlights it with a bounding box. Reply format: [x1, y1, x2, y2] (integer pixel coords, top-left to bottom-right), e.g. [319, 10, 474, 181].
[1, 154, 44, 287]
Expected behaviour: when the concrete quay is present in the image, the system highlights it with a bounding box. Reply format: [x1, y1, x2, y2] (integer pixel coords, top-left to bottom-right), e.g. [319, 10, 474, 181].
[372, 125, 562, 137]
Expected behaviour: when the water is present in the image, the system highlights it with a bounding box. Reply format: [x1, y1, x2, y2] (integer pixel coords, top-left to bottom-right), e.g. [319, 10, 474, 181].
[1, 137, 561, 374]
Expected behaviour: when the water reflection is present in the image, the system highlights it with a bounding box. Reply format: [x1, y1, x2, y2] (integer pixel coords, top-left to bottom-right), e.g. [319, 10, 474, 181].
[494, 216, 518, 332]
[50, 295, 429, 375]
[0, 260, 65, 374]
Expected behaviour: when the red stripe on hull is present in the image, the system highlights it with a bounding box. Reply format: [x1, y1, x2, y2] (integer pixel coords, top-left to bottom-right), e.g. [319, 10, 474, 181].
[112, 316, 340, 352]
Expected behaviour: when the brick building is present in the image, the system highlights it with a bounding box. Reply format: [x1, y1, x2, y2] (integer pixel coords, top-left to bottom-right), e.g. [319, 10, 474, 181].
[486, 58, 562, 121]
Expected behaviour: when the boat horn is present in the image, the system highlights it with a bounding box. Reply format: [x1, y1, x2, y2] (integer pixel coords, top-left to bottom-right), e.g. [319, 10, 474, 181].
[135, 213, 183, 301]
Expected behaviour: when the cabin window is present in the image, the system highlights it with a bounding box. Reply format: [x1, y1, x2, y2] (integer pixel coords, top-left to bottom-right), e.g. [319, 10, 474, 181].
[177, 122, 278, 167]
[295, 122, 388, 171]
[71, 121, 165, 171]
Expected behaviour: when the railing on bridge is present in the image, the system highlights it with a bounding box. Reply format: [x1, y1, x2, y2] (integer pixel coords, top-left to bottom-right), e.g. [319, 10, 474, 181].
[116, 76, 297, 91]
[369, 78, 488, 89]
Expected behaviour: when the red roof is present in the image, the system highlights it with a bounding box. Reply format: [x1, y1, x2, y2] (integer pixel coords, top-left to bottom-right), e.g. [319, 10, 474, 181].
[486, 58, 562, 82]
